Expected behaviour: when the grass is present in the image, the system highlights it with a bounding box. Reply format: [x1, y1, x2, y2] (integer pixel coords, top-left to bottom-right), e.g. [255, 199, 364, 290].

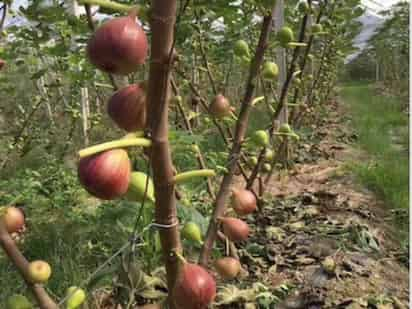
[340, 83, 409, 230]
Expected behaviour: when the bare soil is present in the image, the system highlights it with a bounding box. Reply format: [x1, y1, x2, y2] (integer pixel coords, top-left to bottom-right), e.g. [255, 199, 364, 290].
[222, 99, 409, 308]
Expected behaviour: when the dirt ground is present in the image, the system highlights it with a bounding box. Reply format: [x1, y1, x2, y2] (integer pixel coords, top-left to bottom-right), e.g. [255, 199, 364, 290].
[220, 99, 409, 308]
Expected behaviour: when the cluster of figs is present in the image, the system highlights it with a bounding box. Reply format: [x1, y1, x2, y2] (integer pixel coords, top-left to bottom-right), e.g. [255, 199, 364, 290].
[78, 9, 151, 202]
[172, 187, 257, 309]
[1, 207, 86, 309]
[77, 8, 261, 309]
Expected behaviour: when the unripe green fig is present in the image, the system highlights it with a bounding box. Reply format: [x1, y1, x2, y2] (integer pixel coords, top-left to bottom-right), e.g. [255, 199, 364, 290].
[66, 286, 86, 309]
[126, 172, 155, 203]
[294, 78, 302, 85]
[262, 61, 279, 80]
[311, 23, 323, 34]
[298, 1, 310, 14]
[234, 40, 250, 58]
[279, 123, 292, 134]
[182, 222, 202, 244]
[307, 74, 313, 81]
[277, 27, 294, 47]
[251, 130, 269, 148]
[6, 294, 33, 309]
[171, 95, 182, 105]
[264, 149, 275, 162]
[191, 144, 200, 153]
[308, 54, 314, 61]
[28, 260, 52, 284]
[322, 256, 336, 274]
[262, 163, 271, 173]
[248, 156, 258, 166]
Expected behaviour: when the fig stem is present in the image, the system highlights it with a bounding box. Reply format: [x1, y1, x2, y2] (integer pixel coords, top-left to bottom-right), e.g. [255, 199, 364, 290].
[77, 0, 137, 13]
[251, 96, 265, 106]
[230, 111, 238, 121]
[173, 169, 216, 185]
[287, 42, 308, 47]
[122, 131, 145, 139]
[174, 252, 187, 264]
[78, 138, 152, 158]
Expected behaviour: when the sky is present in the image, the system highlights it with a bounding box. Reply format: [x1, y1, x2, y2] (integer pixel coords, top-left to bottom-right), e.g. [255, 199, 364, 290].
[347, 0, 408, 61]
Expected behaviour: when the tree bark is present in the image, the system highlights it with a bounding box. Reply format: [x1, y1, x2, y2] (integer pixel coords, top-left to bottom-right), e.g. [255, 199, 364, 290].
[146, 1, 181, 308]
[200, 8, 276, 266]
[0, 222, 58, 309]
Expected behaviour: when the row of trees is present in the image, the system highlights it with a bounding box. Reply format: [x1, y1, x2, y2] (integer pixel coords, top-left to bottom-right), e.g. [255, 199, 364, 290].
[0, 0, 363, 308]
[344, 1, 409, 100]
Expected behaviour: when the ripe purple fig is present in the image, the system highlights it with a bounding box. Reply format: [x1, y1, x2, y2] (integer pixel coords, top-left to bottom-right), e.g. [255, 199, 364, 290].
[1, 207, 25, 234]
[0, 59, 5, 70]
[173, 262, 216, 309]
[231, 188, 257, 216]
[78, 149, 131, 200]
[215, 257, 241, 280]
[220, 217, 250, 242]
[209, 94, 232, 118]
[87, 11, 148, 75]
[107, 83, 147, 132]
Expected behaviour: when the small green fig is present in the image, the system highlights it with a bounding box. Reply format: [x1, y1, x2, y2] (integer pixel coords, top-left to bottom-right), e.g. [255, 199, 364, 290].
[234, 40, 250, 58]
[248, 156, 258, 166]
[191, 144, 200, 153]
[126, 172, 155, 203]
[264, 149, 275, 162]
[278, 123, 292, 134]
[308, 54, 314, 61]
[277, 26, 294, 47]
[182, 222, 202, 244]
[311, 23, 323, 34]
[66, 286, 86, 309]
[171, 95, 182, 105]
[262, 163, 271, 173]
[322, 256, 336, 274]
[294, 78, 302, 85]
[6, 294, 33, 309]
[251, 130, 269, 147]
[262, 61, 279, 80]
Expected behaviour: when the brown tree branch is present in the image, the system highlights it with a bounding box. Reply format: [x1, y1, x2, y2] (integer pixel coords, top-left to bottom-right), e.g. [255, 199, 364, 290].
[0, 222, 58, 309]
[170, 77, 215, 198]
[199, 8, 276, 266]
[146, 1, 181, 308]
